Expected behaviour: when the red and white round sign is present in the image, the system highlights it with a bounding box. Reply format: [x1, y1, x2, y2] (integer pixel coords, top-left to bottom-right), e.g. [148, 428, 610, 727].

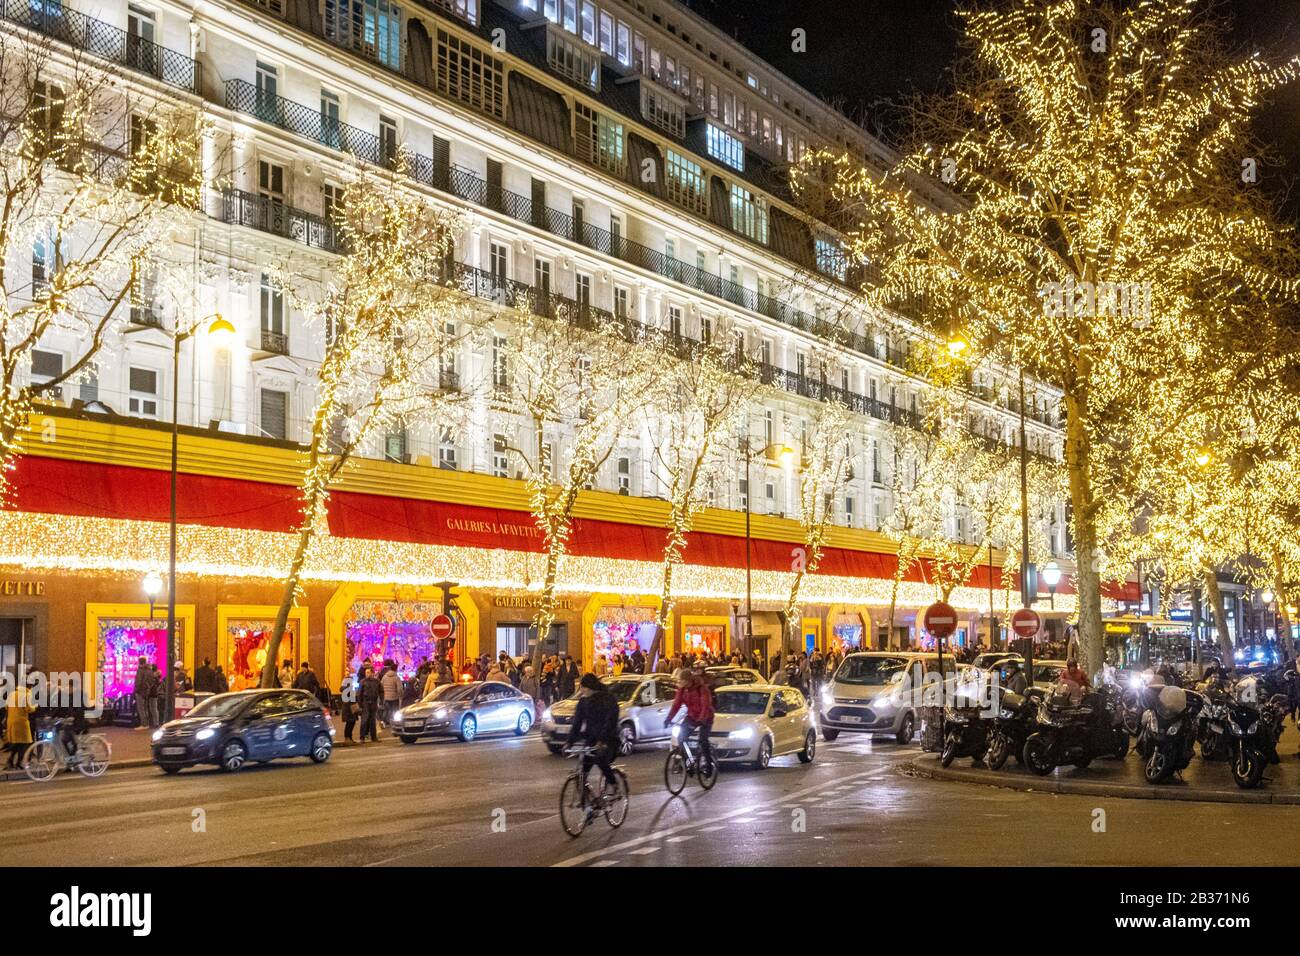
[922, 602, 958, 639]
[1011, 607, 1042, 639]
[430, 614, 456, 640]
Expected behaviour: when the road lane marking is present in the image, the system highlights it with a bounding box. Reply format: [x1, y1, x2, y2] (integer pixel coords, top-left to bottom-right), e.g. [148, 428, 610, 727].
[666, 835, 695, 843]
[630, 846, 660, 855]
[555, 764, 896, 868]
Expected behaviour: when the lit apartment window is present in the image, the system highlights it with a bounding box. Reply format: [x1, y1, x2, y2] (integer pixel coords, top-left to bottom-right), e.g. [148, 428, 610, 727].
[574, 103, 625, 175]
[435, 29, 505, 118]
[616, 21, 630, 65]
[641, 84, 685, 138]
[546, 25, 600, 91]
[580, 0, 595, 45]
[426, 0, 477, 24]
[385, 428, 408, 463]
[729, 184, 768, 244]
[31, 232, 56, 296]
[325, 0, 401, 70]
[598, 11, 613, 54]
[128, 367, 159, 418]
[665, 149, 706, 214]
[706, 124, 744, 171]
[816, 237, 847, 281]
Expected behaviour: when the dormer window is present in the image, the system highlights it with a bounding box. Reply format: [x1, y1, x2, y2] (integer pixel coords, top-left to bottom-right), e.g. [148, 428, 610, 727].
[640, 83, 685, 138]
[546, 24, 600, 91]
[706, 123, 744, 172]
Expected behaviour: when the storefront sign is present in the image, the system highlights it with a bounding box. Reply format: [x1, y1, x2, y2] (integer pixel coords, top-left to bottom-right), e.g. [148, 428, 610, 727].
[446, 517, 543, 541]
[0, 579, 45, 597]
[493, 595, 574, 611]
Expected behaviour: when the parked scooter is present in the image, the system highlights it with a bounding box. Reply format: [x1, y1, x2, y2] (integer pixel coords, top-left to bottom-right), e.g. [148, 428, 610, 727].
[986, 688, 1039, 770]
[1223, 677, 1282, 789]
[1134, 683, 1205, 783]
[940, 699, 990, 767]
[1022, 681, 1128, 775]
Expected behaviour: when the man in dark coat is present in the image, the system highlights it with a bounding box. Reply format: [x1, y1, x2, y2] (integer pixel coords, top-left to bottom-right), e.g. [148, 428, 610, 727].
[558, 657, 579, 699]
[358, 667, 382, 743]
[293, 661, 321, 696]
[566, 673, 620, 787]
[194, 657, 216, 694]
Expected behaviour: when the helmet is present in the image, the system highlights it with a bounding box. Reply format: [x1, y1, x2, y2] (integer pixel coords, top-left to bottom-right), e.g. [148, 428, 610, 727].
[1155, 685, 1187, 721]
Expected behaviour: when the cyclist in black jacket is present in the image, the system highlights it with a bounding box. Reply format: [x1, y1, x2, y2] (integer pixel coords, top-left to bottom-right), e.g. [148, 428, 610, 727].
[567, 673, 619, 787]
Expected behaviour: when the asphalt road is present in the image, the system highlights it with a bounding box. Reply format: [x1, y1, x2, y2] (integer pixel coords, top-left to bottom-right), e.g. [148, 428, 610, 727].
[7, 731, 1300, 867]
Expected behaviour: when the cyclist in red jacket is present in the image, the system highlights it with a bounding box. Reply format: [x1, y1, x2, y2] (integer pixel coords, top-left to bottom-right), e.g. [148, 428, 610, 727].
[666, 666, 715, 764]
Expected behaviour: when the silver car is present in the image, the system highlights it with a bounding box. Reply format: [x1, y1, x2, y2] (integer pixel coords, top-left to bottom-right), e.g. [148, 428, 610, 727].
[539, 674, 679, 755]
[820, 652, 945, 743]
[392, 681, 535, 743]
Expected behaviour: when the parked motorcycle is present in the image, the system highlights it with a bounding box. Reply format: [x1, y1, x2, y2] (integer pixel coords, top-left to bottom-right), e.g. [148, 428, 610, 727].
[1197, 686, 1233, 761]
[1223, 679, 1282, 789]
[1135, 684, 1204, 783]
[940, 700, 990, 767]
[1022, 682, 1128, 775]
[986, 688, 1038, 770]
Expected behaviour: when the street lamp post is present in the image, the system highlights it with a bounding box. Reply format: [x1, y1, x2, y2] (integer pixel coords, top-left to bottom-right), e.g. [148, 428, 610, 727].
[143, 571, 163, 619]
[741, 436, 793, 674]
[163, 314, 236, 726]
[1042, 561, 1061, 610]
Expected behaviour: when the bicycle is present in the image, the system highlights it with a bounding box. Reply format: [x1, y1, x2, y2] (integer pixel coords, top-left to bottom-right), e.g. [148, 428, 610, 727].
[664, 721, 718, 795]
[24, 719, 112, 782]
[559, 744, 630, 837]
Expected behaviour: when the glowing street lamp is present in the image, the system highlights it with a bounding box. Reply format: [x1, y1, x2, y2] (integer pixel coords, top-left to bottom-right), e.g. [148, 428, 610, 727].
[143, 570, 163, 618]
[1042, 561, 1062, 610]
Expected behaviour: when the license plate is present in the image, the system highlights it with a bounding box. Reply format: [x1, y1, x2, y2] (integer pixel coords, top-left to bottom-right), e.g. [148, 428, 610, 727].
[840, 714, 863, 723]
[161, 747, 187, 756]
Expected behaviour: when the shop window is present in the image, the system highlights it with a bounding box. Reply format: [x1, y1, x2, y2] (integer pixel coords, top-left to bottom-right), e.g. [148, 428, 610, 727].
[682, 622, 724, 656]
[225, 617, 300, 691]
[96, 615, 171, 703]
[345, 599, 442, 680]
[592, 605, 656, 664]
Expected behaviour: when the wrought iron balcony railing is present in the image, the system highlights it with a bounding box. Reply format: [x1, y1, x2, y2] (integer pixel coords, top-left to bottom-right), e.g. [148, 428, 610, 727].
[4, 0, 202, 93]
[219, 187, 337, 252]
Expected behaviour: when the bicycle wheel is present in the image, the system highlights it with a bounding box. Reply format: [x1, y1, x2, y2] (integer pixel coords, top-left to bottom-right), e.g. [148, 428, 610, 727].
[559, 773, 589, 837]
[602, 769, 630, 828]
[697, 752, 718, 790]
[664, 746, 687, 795]
[24, 741, 60, 782]
[76, 736, 111, 778]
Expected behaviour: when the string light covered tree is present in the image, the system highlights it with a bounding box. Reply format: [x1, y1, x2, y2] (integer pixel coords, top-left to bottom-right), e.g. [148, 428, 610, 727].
[794, 0, 1300, 675]
[779, 400, 852, 668]
[259, 169, 472, 687]
[0, 36, 204, 497]
[642, 338, 758, 670]
[497, 302, 663, 674]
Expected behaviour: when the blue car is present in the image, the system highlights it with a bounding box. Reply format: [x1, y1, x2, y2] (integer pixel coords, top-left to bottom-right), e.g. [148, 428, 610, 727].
[152, 689, 334, 773]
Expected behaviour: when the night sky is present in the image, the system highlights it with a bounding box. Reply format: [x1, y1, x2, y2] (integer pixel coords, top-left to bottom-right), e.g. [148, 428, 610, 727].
[689, 0, 1300, 215]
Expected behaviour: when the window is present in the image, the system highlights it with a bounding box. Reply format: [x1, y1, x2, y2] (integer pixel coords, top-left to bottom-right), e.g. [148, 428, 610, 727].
[438, 427, 457, 469]
[130, 258, 158, 326]
[729, 184, 768, 244]
[763, 410, 773, 444]
[574, 103, 625, 174]
[260, 387, 288, 440]
[616, 21, 630, 65]
[667, 304, 683, 339]
[489, 241, 508, 280]
[31, 349, 62, 400]
[616, 456, 631, 495]
[31, 232, 55, 296]
[614, 286, 629, 319]
[706, 123, 744, 171]
[845, 496, 855, 527]
[323, 182, 342, 225]
[255, 61, 279, 124]
[700, 315, 713, 343]
[492, 333, 508, 391]
[665, 149, 706, 214]
[385, 428, 408, 463]
[598, 11, 613, 54]
[260, 272, 285, 351]
[126, 5, 158, 75]
[816, 237, 847, 281]
[576, 273, 591, 308]
[580, 0, 595, 44]
[379, 114, 398, 167]
[319, 90, 341, 149]
[546, 25, 600, 91]
[533, 257, 551, 296]
[435, 29, 505, 118]
[128, 367, 158, 418]
[492, 433, 509, 478]
[665, 238, 675, 260]
[738, 478, 748, 511]
[640, 84, 685, 138]
[325, 0, 401, 70]
[562, 0, 576, 32]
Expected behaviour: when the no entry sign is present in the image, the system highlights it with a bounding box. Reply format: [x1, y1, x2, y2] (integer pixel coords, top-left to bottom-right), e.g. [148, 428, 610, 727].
[922, 602, 958, 639]
[1011, 607, 1042, 639]
[430, 613, 456, 640]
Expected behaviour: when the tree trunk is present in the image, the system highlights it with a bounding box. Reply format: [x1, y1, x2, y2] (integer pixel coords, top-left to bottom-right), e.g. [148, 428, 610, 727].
[260, 511, 316, 688]
[1202, 570, 1235, 668]
[1273, 573, 1296, 662]
[529, 535, 563, 673]
[647, 558, 675, 672]
[1063, 391, 1105, 678]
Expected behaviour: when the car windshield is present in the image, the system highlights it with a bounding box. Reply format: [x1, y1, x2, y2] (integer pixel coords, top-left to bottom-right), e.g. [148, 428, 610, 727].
[187, 693, 253, 719]
[835, 656, 911, 685]
[603, 679, 643, 703]
[708, 669, 753, 685]
[974, 654, 1012, 669]
[1034, 664, 1064, 683]
[422, 683, 476, 703]
[715, 691, 771, 715]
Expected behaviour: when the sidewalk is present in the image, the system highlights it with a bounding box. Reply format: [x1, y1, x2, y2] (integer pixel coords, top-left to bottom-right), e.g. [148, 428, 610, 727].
[906, 749, 1300, 805]
[1, 714, 399, 782]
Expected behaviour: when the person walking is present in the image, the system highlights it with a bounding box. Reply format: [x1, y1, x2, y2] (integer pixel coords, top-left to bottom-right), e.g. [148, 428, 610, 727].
[212, 665, 229, 694]
[520, 664, 541, 710]
[194, 657, 216, 694]
[558, 656, 578, 699]
[293, 661, 321, 697]
[379, 663, 402, 726]
[359, 666, 382, 743]
[4, 683, 35, 769]
[132, 657, 155, 731]
[341, 674, 359, 743]
[278, 659, 295, 689]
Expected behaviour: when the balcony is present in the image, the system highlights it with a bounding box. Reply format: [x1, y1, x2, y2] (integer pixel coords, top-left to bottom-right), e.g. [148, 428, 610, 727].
[129, 304, 164, 329]
[260, 328, 289, 355]
[2, 0, 202, 93]
[220, 188, 336, 252]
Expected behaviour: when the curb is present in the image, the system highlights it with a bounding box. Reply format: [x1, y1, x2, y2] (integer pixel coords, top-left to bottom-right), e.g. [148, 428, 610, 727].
[904, 754, 1300, 806]
[0, 756, 155, 783]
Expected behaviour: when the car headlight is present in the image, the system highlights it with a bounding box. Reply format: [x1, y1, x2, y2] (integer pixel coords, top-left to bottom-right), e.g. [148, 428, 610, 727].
[392, 712, 403, 723]
[195, 727, 217, 741]
[151, 729, 163, 743]
[432, 708, 447, 720]
[821, 688, 834, 707]
[1129, 675, 1146, 689]
[728, 727, 755, 741]
[542, 707, 553, 722]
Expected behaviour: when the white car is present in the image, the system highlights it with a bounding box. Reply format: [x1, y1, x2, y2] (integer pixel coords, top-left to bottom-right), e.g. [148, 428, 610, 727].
[820, 651, 951, 743]
[539, 674, 679, 755]
[704, 684, 818, 769]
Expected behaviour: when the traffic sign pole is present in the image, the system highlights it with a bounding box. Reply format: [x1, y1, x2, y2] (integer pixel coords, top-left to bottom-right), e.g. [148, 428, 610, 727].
[923, 602, 959, 738]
